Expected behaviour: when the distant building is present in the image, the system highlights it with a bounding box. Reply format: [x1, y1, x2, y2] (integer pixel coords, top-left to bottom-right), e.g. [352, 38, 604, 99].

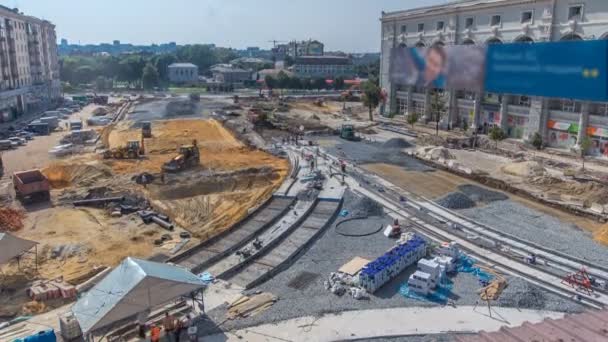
[230, 57, 272, 71]
[168, 63, 199, 84]
[61, 38, 68, 46]
[113, 40, 120, 46]
[293, 56, 355, 79]
[211, 65, 251, 84]
[288, 40, 324, 57]
[0, 5, 61, 123]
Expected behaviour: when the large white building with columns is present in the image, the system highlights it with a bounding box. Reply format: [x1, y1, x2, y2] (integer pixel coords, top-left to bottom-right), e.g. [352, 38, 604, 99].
[380, 0, 608, 157]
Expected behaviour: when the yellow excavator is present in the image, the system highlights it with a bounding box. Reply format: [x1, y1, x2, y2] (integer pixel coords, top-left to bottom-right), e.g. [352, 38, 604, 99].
[162, 140, 200, 172]
[103, 134, 145, 159]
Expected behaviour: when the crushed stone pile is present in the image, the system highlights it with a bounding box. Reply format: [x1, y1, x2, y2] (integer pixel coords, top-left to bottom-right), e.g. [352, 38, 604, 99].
[415, 146, 454, 161]
[349, 195, 384, 218]
[382, 138, 413, 149]
[501, 161, 546, 178]
[499, 279, 547, 310]
[0, 208, 25, 232]
[435, 192, 476, 210]
[458, 184, 508, 203]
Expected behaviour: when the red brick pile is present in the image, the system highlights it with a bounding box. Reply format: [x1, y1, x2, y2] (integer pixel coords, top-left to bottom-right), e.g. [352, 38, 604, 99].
[0, 208, 25, 232]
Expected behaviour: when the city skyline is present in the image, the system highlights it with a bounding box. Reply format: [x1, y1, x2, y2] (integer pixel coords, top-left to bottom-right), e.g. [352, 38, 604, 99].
[6, 0, 444, 52]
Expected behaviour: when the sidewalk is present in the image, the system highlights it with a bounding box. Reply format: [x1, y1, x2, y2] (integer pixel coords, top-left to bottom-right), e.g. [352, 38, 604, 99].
[203, 306, 565, 342]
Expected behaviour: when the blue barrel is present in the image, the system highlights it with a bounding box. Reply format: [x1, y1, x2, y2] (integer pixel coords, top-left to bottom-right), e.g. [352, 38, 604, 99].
[24, 330, 56, 342]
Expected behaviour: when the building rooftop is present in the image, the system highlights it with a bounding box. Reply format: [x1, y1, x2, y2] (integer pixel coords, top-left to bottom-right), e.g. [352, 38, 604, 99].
[295, 55, 353, 66]
[211, 65, 249, 73]
[381, 0, 518, 21]
[168, 63, 198, 68]
[456, 309, 608, 342]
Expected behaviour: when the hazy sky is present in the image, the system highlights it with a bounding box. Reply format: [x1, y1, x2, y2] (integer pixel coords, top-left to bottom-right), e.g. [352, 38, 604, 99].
[6, 0, 445, 52]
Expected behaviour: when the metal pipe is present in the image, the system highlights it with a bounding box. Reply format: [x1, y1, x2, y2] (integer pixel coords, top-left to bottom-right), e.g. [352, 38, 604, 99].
[151, 215, 174, 231]
[73, 196, 125, 207]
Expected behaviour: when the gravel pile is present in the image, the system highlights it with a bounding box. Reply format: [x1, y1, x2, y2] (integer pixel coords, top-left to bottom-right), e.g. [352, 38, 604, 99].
[459, 200, 608, 265]
[382, 138, 413, 149]
[435, 192, 476, 210]
[499, 278, 583, 313]
[349, 195, 384, 218]
[458, 184, 508, 203]
[318, 137, 432, 171]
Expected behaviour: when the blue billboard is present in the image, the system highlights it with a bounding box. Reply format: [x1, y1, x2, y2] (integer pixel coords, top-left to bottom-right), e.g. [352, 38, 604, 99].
[485, 40, 608, 101]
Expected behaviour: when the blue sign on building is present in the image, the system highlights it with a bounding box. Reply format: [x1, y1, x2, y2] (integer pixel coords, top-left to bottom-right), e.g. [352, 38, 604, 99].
[485, 40, 608, 101]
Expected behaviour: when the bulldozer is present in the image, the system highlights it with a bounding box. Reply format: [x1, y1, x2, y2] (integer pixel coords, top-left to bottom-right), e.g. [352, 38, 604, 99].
[103, 134, 145, 159]
[162, 140, 200, 172]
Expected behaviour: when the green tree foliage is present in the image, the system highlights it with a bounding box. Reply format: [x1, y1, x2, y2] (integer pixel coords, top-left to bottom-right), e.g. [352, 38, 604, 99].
[152, 54, 177, 82]
[488, 126, 507, 148]
[74, 65, 95, 85]
[313, 78, 326, 90]
[277, 71, 291, 89]
[141, 63, 160, 90]
[355, 60, 380, 79]
[334, 77, 345, 90]
[264, 75, 277, 90]
[362, 79, 381, 122]
[579, 135, 593, 171]
[407, 113, 418, 128]
[532, 132, 543, 150]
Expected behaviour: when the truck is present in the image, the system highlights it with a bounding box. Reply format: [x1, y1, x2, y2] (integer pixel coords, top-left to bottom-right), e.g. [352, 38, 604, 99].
[141, 121, 152, 138]
[27, 122, 50, 136]
[13, 169, 51, 203]
[39, 117, 59, 130]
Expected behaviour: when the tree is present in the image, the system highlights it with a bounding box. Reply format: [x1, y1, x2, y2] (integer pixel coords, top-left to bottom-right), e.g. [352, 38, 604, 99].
[532, 132, 543, 150]
[141, 63, 160, 90]
[362, 80, 381, 122]
[313, 78, 326, 91]
[488, 126, 507, 148]
[153, 54, 177, 83]
[119, 56, 146, 86]
[176, 45, 218, 72]
[74, 65, 95, 85]
[579, 136, 593, 171]
[264, 75, 277, 90]
[334, 77, 345, 90]
[289, 76, 302, 89]
[430, 91, 445, 135]
[277, 71, 291, 89]
[407, 113, 418, 129]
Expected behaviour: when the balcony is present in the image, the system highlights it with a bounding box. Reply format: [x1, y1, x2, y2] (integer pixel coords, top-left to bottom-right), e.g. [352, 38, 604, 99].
[412, 92, 426, 102]
[507, 105, 531, 116]
[395, 90, 408, 99]
[457, 98, 475, 109]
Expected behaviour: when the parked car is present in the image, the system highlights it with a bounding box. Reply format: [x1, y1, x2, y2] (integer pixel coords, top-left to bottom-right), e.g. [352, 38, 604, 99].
[15, 131, 34, 140]
[0, 140, 12, 150]
[8, 136, 26, 146]
[49, 143, 76, 157]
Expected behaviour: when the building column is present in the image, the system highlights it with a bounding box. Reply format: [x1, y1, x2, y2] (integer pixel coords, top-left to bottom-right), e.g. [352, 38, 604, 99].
[470, 93, 482, 131]
[405, 86, 414, 117]
[499, 95, 511, 130]
[524, 96, 549, 142]
[577, 102, 590, 148]
[424, 88, 432, 122]
[446, 90, 458, 130]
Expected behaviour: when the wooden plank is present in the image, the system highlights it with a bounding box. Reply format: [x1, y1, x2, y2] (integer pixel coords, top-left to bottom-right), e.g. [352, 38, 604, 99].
[339, 257, 371, 276]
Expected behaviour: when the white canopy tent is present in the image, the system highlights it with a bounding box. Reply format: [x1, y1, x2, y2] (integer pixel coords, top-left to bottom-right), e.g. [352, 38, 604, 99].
[72, 257, 205, 335]
[0, 232, 38, 266]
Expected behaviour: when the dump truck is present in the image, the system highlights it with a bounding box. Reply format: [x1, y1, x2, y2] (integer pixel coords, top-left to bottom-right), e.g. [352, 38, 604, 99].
[162, 140, 200, 173]
[13, 169, 51, 203]
[340, 124, 356, 141]
[142, 121, 152, 138]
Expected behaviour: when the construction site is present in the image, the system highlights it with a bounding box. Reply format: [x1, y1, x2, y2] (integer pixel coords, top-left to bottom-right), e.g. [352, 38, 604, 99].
[2, 92, 608, 342]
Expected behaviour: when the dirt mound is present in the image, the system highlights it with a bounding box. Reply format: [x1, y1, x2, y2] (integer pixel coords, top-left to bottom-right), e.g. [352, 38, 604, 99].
[501, 161, 545, 178]
[416, 146, 454, 161]
[43, 162, 113, 188]
[166, 100, 196, 116]
[148, 167, 280, 201]
[0, 207, 25, 232]
[458, 184, 508, 203]
[417, 134, 446, 146]
[382, 138, 413, 149]
[436, 192, 476, 210]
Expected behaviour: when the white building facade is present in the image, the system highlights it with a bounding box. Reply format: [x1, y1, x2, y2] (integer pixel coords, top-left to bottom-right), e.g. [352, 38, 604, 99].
[0, 6, 61, 123]
[168, 63, 199, 85]
[380, 0, 608, 156]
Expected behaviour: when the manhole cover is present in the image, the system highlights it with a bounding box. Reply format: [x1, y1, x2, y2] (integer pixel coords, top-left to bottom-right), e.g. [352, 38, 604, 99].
[287, 272, 320, 290]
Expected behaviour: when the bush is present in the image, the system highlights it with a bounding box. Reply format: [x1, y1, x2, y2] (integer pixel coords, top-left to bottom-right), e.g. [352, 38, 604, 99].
[532, 132, 543, 150]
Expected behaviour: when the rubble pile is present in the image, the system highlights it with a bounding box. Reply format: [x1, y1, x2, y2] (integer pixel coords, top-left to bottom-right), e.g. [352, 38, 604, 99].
[382, 138, 413, 149]
[324, 272, 368, 300]
[436, 192, 476, 210]
[0, 207, 25, 232]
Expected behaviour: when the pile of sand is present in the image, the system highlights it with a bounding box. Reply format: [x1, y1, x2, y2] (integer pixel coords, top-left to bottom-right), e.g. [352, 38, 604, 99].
[43, 162, 112, 189]
[501, 161, 546, 178]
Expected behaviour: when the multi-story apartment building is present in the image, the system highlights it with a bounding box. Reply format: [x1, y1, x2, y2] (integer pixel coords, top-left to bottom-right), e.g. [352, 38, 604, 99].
[0, 6, 61, 123]
[293, 56, 355, 79]
[381, 0, 608, 156]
